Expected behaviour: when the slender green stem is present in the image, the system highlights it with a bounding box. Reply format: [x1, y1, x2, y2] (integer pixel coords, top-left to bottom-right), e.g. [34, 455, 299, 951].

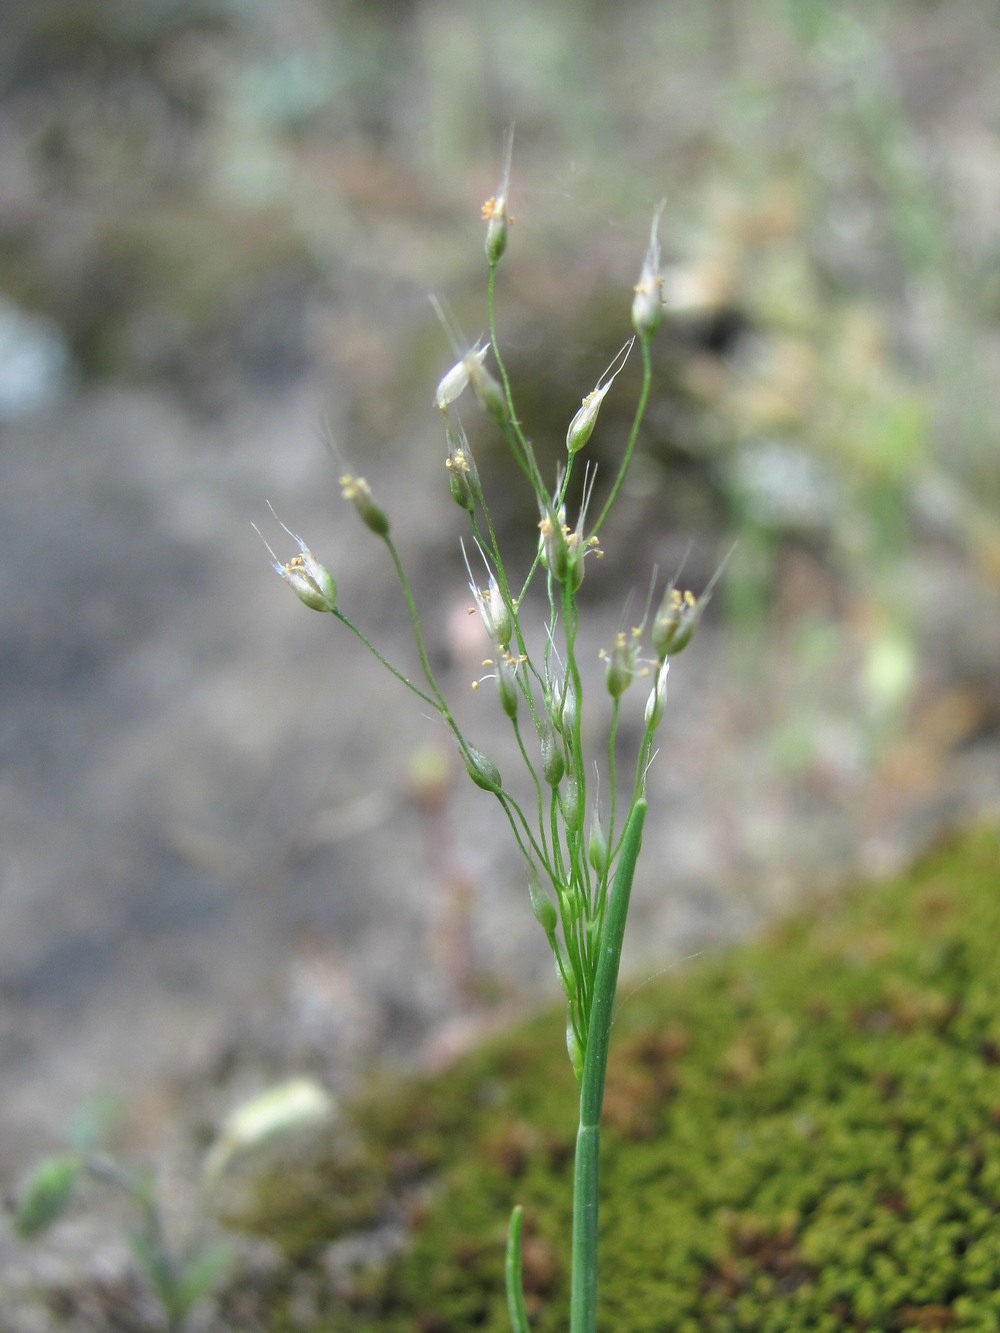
[506, 1205, 531, 1332]
[571, 1123, 600, 1333]
[518, 545, 544, 606]
[589, 337, 653, 540]
[487, 265, 546, 500]
[570, 798, 647, 1333]
[332, 610, 439, 711]
[561, 584, 586, 797]
[549, 790, 568, 894]
[512, 715, 550, 866]
[606, 699, 622, 863]
[382, 534, 549, 873]
[384, 536, 452, 716]
[497, 788, 549, 870]
[548, 928, 576, 1004]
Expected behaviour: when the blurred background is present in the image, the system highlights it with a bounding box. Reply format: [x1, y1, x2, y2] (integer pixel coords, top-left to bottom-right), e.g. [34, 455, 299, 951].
[2, 0, 1000, 1305]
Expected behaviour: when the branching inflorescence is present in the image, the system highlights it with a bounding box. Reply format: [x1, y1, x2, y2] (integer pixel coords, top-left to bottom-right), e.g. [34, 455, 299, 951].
[261, 136, 717, 1333]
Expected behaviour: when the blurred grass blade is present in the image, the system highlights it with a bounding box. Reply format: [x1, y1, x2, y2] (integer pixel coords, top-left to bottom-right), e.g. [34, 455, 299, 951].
[506, 1204, 531, 1332]
[14, 1155, 81, 1237]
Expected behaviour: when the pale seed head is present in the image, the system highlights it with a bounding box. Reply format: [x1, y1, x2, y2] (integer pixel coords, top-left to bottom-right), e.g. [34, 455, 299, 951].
[651, 587, 701, 658]
[644, 658, 670, 730]
[566, 339, 633, 456]
[340, 474, 390, 537]
[483, 125, 514, 266]
[255, 515, 337, 613]
[632, 202, 666, 341]
[445, 424, 481, 512]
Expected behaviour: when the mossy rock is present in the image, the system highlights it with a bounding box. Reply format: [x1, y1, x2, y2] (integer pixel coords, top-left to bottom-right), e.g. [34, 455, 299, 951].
[228, 826, 1000, 1331]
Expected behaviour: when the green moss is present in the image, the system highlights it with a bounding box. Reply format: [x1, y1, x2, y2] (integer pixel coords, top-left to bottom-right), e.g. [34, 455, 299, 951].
[229, 827, 1000, 1331]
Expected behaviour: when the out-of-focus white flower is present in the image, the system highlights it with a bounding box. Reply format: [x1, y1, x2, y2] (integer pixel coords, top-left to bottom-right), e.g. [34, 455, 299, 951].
[435, 343, 489, 411]
[204, 1078, 335, 1180]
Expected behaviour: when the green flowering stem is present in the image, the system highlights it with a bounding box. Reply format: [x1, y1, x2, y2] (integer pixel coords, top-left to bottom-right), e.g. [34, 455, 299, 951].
[605, 696, 623, 873]
[510, 714, 551, 862]
[335, 569, 545, 870]
[331, 610, 440, 712]
[589, 336, 653, 540]
[383, 534, 456, 720]
[267, 177, 673, 1333]
[570, 797, 647, 1333]
[380, 531, 547, 871]
[506, 1204, 531, 1332]
[487, 264, 547, 501]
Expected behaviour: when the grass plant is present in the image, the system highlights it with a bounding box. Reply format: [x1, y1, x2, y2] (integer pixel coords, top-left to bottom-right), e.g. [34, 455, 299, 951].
[257, 137, 712, 1330]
